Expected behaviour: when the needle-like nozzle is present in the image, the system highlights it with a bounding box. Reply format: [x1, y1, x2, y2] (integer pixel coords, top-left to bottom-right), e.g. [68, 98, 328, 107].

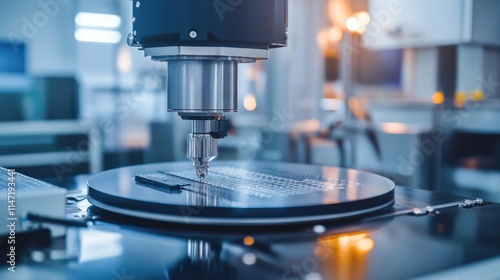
[187, 133, 217, 180]
[194, 163, 209, 179]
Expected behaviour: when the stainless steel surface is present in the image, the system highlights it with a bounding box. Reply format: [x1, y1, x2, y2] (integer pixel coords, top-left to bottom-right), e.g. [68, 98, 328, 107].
[187, 119, 222, 179]
[167, 59, 237, 113]
[166, 57, 238, 177]
[86, 161, 395, 225]
[187, 133, 218, 179]
[144, 46, 268, 61]
[186, 120, 218, 179]
[191, 119, 213, 134]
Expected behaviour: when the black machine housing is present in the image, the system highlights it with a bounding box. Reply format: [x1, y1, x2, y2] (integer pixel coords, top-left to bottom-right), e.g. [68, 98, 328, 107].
[131, 0, 288, 50]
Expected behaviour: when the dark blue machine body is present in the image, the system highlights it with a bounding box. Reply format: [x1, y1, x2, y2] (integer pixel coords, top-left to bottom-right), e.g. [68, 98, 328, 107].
[132, 0, 288, 49]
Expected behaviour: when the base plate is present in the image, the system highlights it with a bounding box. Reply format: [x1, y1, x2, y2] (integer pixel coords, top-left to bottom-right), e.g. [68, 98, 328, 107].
[87, 161, 395, 225]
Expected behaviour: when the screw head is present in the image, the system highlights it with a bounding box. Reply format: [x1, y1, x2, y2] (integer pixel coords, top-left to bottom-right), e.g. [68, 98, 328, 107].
[136, 1, 140, 8]
[127, 33, 134, 46]
[189, 30, 197, 39]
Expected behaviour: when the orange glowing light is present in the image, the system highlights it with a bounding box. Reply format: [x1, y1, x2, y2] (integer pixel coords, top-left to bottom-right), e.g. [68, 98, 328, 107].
[455, 91, 467, 108]
[243, 94, 257, 111]
[346, 17, 361, 33]
[243, 236, 255, 246]
[317, 27, 343, 57]
[328, 26, 343, 43]
[471, 90, 484, 101]
[328, 0, 352, 29]
[345, 12, 370, 34]
[356, 11, 370, 25]
[380, 122, 409, 134]
[356, 238, 374, 252]
[432, 92, 444, 104]
[317, 231, 373, 280]
[117, 45, 132, 74]
[338, 235, 350, 246]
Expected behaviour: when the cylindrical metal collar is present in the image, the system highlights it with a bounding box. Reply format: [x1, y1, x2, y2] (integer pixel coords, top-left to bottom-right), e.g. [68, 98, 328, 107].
[167, 60, 238, 113]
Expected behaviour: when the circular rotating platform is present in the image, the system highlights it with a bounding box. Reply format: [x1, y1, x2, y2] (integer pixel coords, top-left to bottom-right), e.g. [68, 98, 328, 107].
[87, 161, 395, 225]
